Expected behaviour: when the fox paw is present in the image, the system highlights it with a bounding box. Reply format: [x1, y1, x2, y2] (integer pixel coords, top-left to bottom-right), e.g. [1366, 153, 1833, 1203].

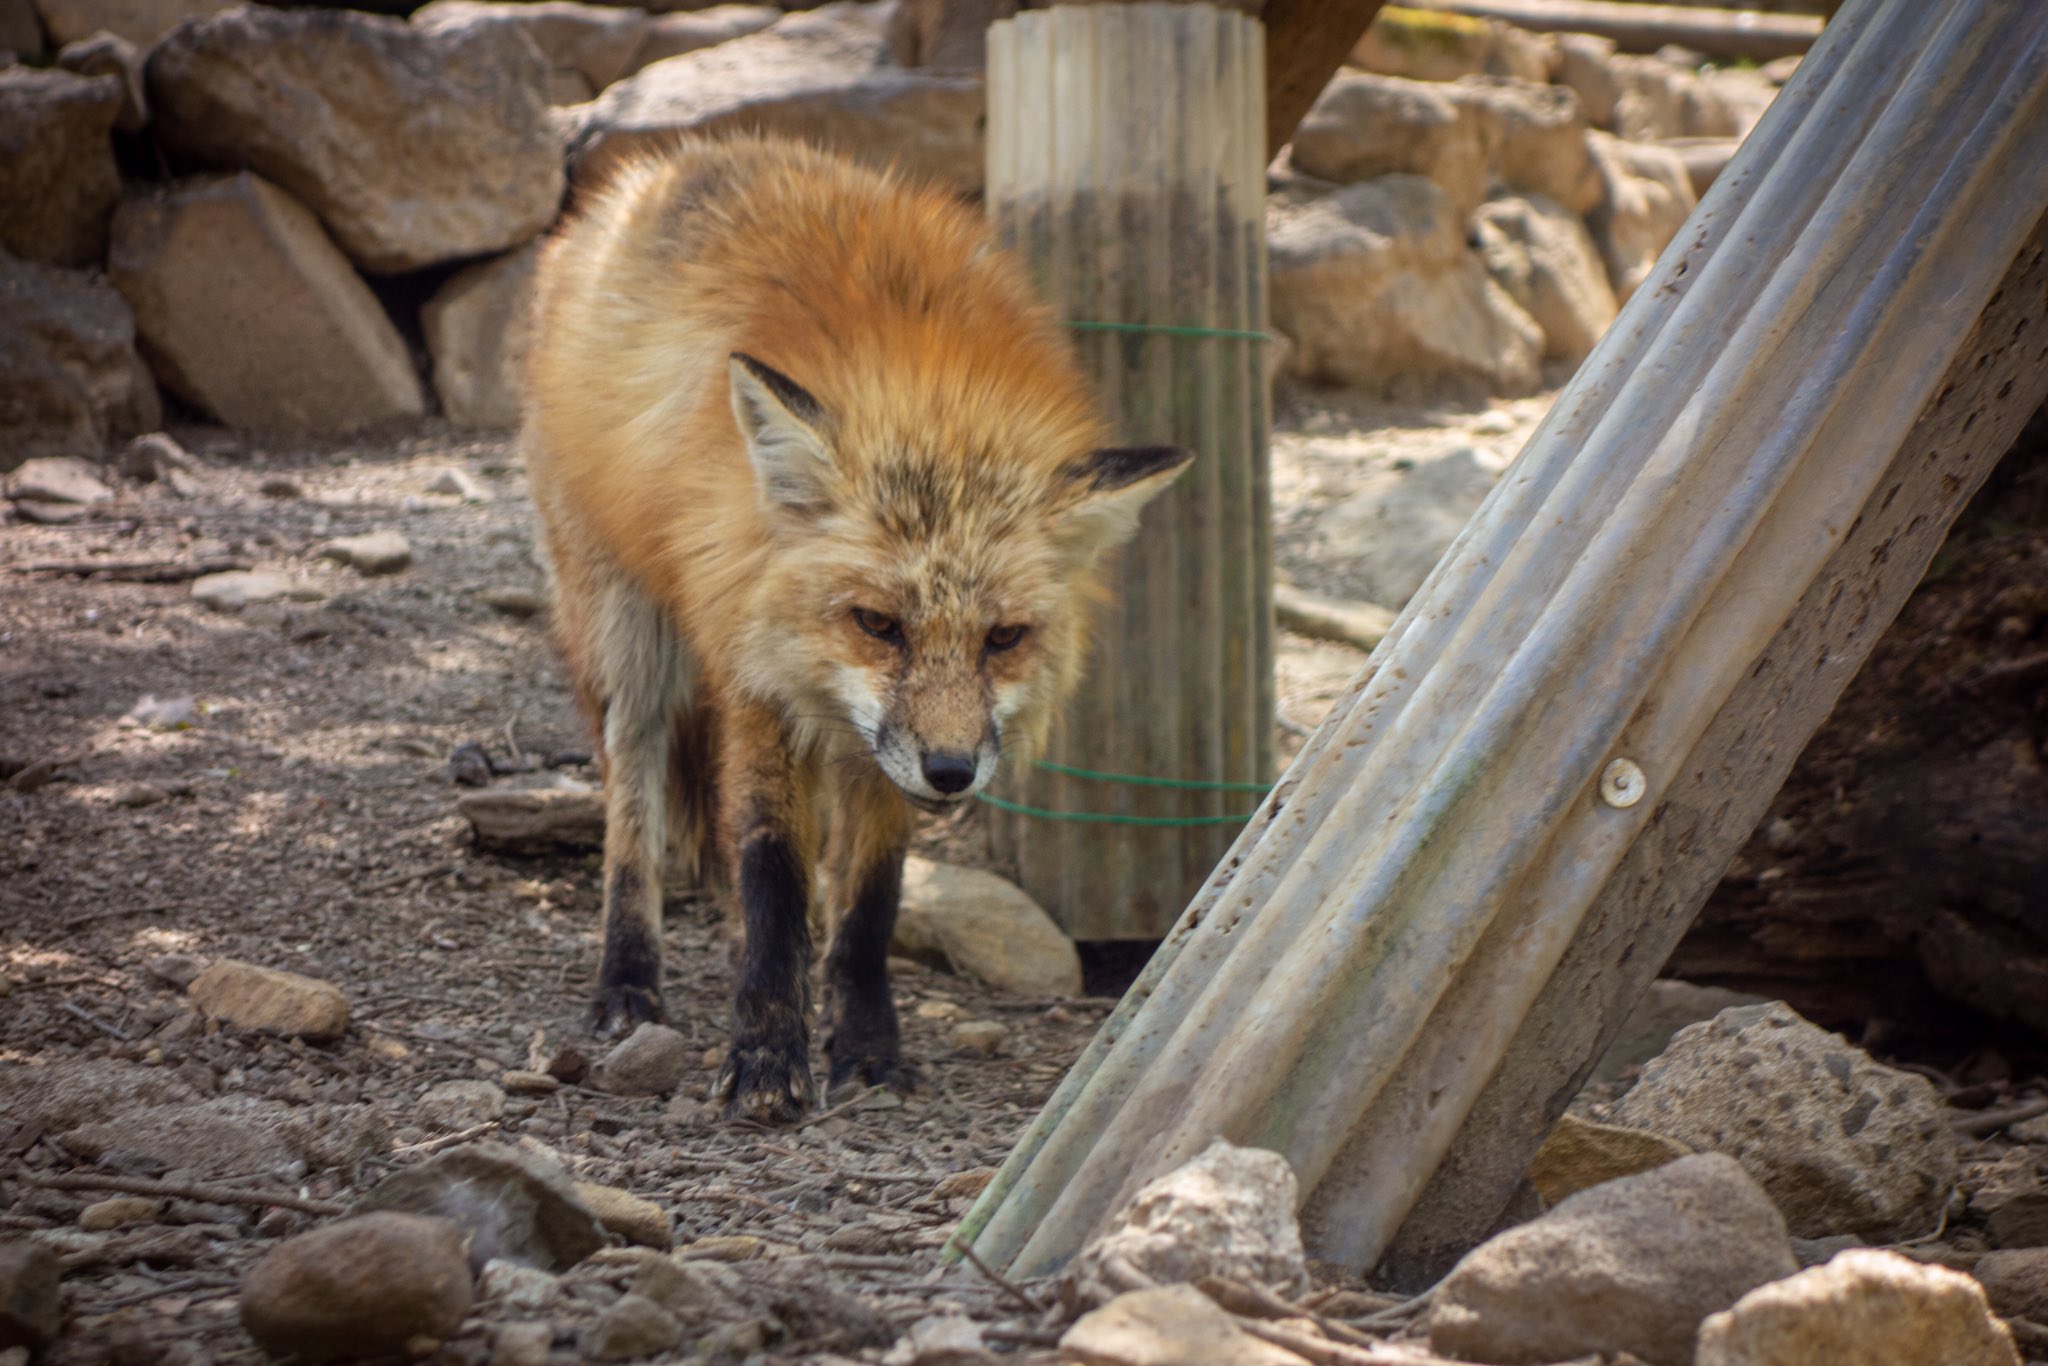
[588, 983, 664, 1039]
[826, 1049, 921, 1105]
[715, 1033, 815, 1124]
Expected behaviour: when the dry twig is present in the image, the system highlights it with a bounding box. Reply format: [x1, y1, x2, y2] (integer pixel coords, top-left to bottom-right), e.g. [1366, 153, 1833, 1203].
[27, 1173, 345, 1217]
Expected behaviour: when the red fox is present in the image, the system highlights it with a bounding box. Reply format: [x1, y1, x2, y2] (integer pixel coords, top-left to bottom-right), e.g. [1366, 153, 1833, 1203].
[523, 135, 1190, 1123]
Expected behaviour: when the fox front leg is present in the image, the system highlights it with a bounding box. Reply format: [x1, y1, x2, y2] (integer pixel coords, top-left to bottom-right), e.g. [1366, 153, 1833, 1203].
[823, 777, 918, 1099]
[713, 701, 819, 1124]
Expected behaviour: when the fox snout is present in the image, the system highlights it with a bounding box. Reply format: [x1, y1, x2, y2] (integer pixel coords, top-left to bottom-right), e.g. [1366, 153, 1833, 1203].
[874, 720, 997, 808]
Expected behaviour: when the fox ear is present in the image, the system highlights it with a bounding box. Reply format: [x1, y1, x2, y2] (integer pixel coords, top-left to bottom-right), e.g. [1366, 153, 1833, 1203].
[1059, 445, 1195, 551]
[730, 353, 835, 513]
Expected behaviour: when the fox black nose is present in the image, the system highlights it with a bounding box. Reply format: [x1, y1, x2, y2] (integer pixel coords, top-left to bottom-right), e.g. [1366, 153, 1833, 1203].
[922, 750, 976, 795]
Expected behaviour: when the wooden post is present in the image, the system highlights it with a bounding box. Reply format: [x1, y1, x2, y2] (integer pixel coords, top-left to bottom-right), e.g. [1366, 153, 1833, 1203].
[982, 3, 1273, 942]
[955, 0, 2048, 1278]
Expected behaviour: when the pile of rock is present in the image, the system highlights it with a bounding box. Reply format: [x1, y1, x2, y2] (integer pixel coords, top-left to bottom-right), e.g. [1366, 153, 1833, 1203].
[1047, 998, 2037, 1366]
[1268, 3, 1786, 398]
[1, 0, 1789, 464]
[0, 0, 975, 464]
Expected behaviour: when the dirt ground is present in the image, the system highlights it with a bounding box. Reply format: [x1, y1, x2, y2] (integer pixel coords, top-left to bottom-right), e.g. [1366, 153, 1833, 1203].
[0, 389, 1563, 1362]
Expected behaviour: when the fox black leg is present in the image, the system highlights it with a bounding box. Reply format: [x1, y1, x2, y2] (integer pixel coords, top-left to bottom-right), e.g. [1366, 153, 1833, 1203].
[714, 702, 818, 1123]
[825, 827, 917, 1100]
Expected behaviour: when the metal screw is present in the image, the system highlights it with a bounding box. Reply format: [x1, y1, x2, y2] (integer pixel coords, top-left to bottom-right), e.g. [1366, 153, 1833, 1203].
[1600, 758, 1646, 809]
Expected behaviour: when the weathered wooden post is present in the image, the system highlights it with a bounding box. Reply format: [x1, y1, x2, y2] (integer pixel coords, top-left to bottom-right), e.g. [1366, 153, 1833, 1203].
[957, 0, 2048, 1281]
[981, 3, 1275, 940]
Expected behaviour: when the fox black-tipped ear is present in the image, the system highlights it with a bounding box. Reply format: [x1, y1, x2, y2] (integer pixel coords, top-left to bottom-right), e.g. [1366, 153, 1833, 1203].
[1060, 445, 1195, 551]
[729, 353, 835, 513]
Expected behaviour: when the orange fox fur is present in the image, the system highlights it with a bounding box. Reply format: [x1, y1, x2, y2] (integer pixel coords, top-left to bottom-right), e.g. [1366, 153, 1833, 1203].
[524, 134, 1189, 1121]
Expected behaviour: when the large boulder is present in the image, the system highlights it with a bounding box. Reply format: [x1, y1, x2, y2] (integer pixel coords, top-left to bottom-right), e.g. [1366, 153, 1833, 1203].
[1289, 72, 1595, 217]
[0, 66, 121, 267]
[424, 239, 537, 429]
[1555, 32, 1620, 129]
[1584, 130, 1697, 302]
[241, 1214, 474, 1365]
[109, 173, 426, 433]
[1696, 1248, 2019, 1366]
[1607, 1001, 1957, 1242]
[1068, 1139, 1309, 1309]
[1309, 442, 1509, 606]
[1268, 174, 1542, 398]
[568, 4, 984, 196]
[53, 31, 145, 133]
[624, 4, 778, 75]
[892, 856, 1083, 998]
[1472, 192, 1617, 363]
[1426, 1153, 1798, 1366]
[411, 0, 649, 93]
[147, 4, 564, 273]
[28, 0, 227, 47]
[0, 249, 159, 468]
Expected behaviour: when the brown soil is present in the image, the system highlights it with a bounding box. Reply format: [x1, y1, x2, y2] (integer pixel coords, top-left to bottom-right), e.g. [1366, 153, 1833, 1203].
[7, 400, 1533, 1362]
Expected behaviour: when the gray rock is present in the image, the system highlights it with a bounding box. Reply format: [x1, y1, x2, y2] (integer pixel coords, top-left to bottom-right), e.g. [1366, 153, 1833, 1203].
[893, 857, 1082, 998]
[60, 1096, 302, 1178]
[241, 1213, 474, 1365]
[630, 1256, 747, 1321]
[124, 692, 198, 729]
[8, 455, 109, 505]
[356, 1140, 606, 1272]
[1269, 175, 1542, 399]
[0, 250, 159, 466]
[1973, 1248, 2048, 1322]
[110, 173, 426, 434]
[1555, 32, 1620, 129]
[192, 569, 319, 610]
[109, 779, 168, 808]
[147, 6, 563, 272]
[119, 431, 194, 483]
[1472, 193, 1617, 364]
[0, 1241, 59, 1354]
[0, 1058, 196, 1134]
[411, 0, 648, 91]
[597, 1022, 691, 1095]
[1608, 1001, 1958, 1241]
[625, 5, 778, 75]
[424, 241, 538, 429]
[29, 0, 227, 48]
[1590, 978, 1769, 1086]
[53, 31, 143, 132]
[1311, 443, 1508, 607]
[1696, 1248, 2020, 1366]
[1060, 1284, 1308, 1366]
[587, 1292, 681, 1361]
[478, 586, 547, 619]
[491, 1320, 554, 1366]
[1291, 73, 1487, 212]
[477, 1256, 558, 1311]
[0, 66, 121, 267]
[1289, 72, 1594, 217]
[1069, 1139, 1308, 1308]
[318, 530, 413, 576]
[419, 1079, 508, 1131]
[568, 5, 983, 197]
[1427, 1153, 1798, 1366]
[188, 958, 349, 1040]
[1585, 131, 1697, 303]
[144, 952, 207, 988]
[427, 465, 491, 501]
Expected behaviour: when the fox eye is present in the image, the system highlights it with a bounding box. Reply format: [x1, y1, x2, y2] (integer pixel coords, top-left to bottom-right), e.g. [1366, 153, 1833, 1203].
[853, 608, 903, 643]
[986, 623, 1028, 652]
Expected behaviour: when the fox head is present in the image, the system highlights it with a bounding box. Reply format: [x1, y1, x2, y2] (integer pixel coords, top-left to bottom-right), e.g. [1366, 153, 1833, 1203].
[727, 351, 1192, 811]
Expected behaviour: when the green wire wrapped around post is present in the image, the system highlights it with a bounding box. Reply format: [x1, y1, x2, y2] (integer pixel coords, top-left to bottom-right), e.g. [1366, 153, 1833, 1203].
[981, 2, 1276, 942]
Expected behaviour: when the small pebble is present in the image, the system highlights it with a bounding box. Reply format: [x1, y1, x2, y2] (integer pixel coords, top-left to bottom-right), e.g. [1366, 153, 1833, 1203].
[78, 1196, 159, 1231]
[949, 1020, 1008, 1056]
[586, 1293, 680, 1361]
